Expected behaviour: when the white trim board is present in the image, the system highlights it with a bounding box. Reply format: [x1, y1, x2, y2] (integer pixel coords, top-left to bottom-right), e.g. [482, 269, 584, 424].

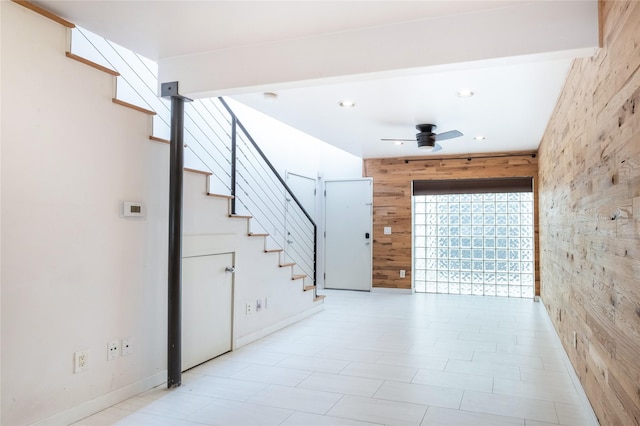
[371, 287, 413, 294]
[33, 372, 167, 426]
[234, 304, 324, 349]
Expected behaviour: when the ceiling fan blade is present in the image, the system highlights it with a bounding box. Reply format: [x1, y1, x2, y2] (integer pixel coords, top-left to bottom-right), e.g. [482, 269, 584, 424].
[432, 143, 443, 153]
[381, 138, 415, 142]
[435, 130, 463, 141]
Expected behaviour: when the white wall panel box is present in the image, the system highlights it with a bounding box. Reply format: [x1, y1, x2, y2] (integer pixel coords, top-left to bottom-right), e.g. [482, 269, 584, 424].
[121, 201, 145, 217]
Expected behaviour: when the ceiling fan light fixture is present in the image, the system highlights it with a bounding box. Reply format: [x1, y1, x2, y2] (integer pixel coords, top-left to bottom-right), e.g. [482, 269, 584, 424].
[474, 135, 486, 140]
[416, 133, 436, 149]
[338, 99, 356, 108]
[456, 89, 474, 98]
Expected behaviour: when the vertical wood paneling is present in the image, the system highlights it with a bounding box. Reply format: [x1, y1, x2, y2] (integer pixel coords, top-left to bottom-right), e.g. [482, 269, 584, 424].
[538, 2, 640, 424]
[364, 153, 539, 291]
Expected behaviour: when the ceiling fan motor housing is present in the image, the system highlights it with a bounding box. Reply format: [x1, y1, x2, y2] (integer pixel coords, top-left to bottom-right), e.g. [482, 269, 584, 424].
[416, 124, 437, 149]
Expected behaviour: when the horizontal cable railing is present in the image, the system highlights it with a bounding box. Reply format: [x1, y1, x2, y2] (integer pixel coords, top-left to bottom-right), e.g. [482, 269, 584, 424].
[228, 111, 316, 280]
[69, 26, 317, 287]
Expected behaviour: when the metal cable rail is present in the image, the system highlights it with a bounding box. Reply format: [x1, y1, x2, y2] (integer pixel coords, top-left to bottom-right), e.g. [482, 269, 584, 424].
[70, 26, 317, 287]
[224, 101, 317, 281]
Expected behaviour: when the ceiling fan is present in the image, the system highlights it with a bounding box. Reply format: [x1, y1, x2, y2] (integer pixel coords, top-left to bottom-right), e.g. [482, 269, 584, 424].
[382, 124, 463, 152]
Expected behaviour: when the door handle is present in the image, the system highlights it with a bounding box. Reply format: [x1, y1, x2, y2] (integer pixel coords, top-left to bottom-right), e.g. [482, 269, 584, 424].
[225, 266, 235, 274]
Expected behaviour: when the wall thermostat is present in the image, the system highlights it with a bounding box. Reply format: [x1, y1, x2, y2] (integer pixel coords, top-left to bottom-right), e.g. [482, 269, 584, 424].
[122, 201, 145, 217]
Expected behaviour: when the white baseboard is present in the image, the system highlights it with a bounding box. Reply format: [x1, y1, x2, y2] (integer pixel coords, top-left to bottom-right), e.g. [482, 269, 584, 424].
[234, 304, 324, 349]
[538, 297, 600, 426]
[370, 287, 413, 294]
[33, 371, 167, 426]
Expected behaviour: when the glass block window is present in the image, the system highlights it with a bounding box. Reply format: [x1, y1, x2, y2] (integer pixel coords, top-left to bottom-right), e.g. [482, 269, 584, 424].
[414, 192, 534, 298]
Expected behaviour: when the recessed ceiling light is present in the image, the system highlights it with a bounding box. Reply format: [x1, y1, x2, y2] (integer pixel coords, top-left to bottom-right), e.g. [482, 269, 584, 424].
[394, 141, 404, 146]
[474, 135, 486, 140]
[338, 100, 356, 108]
[456, 90, 474, 98]
[263, 92, 278, 100]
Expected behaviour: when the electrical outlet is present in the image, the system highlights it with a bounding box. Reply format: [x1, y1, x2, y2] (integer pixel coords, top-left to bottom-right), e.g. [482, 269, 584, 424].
[400, 269, 406, 278]
[74, 350, 88, 373]
[122, 337, 133, 356]
[108, 340, 120, 360]
[256, 298, 262, 312]
[246, 302, 253, 315]
[265, 297, 271, 310]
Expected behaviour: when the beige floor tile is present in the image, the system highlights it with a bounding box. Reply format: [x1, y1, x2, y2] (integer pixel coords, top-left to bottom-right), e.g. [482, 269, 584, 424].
[460, 390, 558, 423]
[298, 372, 384, 397]
[75, 291, 596, 426]
[327, 395, 428, 426]
[373, 381, 463, 409]
[421, 406, 525, 426]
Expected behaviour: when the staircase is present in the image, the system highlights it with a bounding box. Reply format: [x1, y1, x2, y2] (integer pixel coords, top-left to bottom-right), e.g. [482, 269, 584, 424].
[11, 0, 323, 304]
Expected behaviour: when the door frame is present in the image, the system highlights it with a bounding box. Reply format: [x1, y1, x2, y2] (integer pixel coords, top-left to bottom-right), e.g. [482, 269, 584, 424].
[323, 178, 373, 291]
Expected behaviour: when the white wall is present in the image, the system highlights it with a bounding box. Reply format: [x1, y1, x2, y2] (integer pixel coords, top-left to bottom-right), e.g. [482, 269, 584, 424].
[0, 3, 323, 424]
[226, 98, 362, 181]
[1, 3, 169, 424]
[182, 172, 321, 342]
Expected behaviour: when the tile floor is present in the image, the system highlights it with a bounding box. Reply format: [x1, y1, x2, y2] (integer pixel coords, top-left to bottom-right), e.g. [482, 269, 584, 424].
[75, 290, 598, 426]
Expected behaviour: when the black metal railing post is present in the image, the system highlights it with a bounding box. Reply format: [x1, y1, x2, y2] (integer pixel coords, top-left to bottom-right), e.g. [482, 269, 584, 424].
[230, 116, 237, 215]
[162, 81, 192, 389]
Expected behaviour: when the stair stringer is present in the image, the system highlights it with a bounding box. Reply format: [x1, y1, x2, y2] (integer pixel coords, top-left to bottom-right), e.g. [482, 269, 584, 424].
[182, 170, 323, 348]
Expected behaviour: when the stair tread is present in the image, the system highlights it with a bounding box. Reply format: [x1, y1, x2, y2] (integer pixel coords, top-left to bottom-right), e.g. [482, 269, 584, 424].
[265, 248, 284, 253]
[149, 136, 188, 148]
[112, 98, 156, 115]
[314, 295, 326, 302]
[303, 285, 315, 291]
[292, 274, 307, 280]
[207, 193, 234, 200]
[279, 262, 296, 268]
[149, 136, 170, 144]
[248, 233, 269, 237]
[230, 214, 252, 219]
[184, 167, 212, 176]
[66, 52, 119, 76]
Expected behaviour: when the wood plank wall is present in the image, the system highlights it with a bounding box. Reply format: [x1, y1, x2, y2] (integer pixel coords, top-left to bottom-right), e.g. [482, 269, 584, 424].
[538, 1, 640, 424]
[363, 152, 539, 292]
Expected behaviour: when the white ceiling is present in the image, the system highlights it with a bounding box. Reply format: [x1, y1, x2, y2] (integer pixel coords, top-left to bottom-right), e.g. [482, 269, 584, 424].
[231, 57, 573, 158]
[36, 0, 600, 159]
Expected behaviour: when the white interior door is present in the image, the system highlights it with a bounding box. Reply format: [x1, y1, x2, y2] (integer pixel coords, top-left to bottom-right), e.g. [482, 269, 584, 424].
[324, 179, 372, 291]
[182, 253, 233, 371]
